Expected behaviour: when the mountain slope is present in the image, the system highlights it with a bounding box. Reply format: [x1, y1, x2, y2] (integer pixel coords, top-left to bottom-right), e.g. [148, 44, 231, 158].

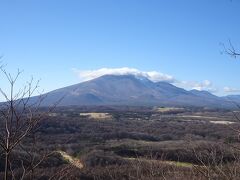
[222, 95, 240, 106]
[33, 75, 234, 108]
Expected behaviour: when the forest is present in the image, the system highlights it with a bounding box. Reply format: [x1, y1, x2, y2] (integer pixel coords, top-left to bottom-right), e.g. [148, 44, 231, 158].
[1, 105, 240, 179]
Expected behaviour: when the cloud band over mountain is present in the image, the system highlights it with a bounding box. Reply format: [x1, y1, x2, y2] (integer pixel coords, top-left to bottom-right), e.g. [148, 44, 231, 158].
[72, 67, 239, 95]
[73, 67, 176, 83]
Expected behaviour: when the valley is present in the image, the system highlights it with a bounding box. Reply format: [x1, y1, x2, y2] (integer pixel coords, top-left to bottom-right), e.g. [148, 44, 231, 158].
[1, 106, 240, 179]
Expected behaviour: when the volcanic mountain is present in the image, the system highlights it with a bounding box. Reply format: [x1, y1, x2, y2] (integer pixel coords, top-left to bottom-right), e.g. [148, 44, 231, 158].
[31, 75, 235, 108]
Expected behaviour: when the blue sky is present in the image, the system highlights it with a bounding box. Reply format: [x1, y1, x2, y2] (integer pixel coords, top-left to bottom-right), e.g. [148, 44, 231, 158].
[0, 0, 240, 98]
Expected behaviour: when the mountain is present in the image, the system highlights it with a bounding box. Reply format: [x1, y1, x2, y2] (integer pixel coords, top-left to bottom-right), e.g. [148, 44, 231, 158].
[222, 95, 240, 105]
[30, 74, 235, 108]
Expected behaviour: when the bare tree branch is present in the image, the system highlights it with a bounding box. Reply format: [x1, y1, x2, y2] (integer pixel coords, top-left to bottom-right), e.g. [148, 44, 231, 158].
[220, 39, 240, 58]
[0, 63, 62, 180]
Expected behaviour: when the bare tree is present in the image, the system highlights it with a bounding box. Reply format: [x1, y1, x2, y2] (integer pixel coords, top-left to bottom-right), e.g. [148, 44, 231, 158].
[0, 63, 60, 180]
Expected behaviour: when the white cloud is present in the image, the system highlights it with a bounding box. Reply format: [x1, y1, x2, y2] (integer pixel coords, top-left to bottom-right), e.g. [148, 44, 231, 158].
[191, 80, 214, 91]
[73, 67, 175, 83]
[73, 67, 219, 93]
[175, 80, 218, 93]
[224, 87, 240, 93]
